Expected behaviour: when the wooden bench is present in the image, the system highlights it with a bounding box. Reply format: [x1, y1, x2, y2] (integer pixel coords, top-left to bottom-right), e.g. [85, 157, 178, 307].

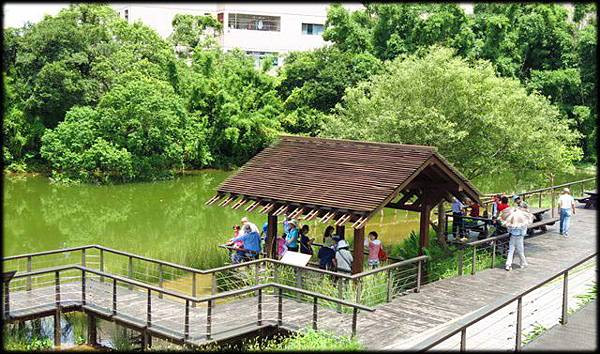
[527, 217, 559, 235]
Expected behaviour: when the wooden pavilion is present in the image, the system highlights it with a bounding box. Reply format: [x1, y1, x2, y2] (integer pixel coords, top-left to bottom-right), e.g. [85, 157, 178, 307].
[206, 136, 481, 274]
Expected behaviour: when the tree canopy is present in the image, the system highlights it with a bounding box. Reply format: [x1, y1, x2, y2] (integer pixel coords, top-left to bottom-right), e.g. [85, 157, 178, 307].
[322, 47, 582, 178]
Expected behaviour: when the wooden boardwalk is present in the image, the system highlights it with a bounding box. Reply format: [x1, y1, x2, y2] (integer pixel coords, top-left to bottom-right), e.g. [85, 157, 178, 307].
[524, 300, 597, 351]
[5, 206, 596, 349]
[358, 205, 596, 349]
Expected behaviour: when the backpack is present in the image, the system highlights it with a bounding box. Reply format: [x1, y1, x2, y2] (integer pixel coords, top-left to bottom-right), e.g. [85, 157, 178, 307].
[378, 247, 388, 261]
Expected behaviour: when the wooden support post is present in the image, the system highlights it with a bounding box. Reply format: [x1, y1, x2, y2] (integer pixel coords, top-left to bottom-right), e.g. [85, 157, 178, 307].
[87, 313, 97, 346]
[352, 227, 365, 274]
[267, 213, 278, 259]
[437, 202, 448, 251]
[561, 271, 569, 325]
[419, 199, 432, 282]
[336, 225, 345, 240]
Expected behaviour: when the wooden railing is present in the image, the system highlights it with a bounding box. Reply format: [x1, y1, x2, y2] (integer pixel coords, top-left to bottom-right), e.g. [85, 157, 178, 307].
[408, 252, 597, 351]
[3, 245, 427, 308]
[2, 264, 375, 347]
[481, 177, 596, 217]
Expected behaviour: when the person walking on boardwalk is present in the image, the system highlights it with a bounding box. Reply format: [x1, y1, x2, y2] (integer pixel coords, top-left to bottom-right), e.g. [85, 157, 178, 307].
[500, 207, 534, 271]
[451, 197, 466, 238]
[558, 188, 576, 237]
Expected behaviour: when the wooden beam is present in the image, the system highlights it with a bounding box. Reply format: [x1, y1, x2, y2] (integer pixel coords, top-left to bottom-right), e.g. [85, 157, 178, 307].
[352, 227, 365, 274]
[245, 200, 260, 212]
[266, 213, 278, 259]
[419, 195, 433, 256]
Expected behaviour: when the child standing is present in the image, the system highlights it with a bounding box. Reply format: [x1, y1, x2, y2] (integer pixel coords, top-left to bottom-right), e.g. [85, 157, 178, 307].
[364, 231, 382, 268]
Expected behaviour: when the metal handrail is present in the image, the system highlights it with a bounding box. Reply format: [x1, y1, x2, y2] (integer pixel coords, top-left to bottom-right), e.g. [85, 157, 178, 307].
[481, 177, 596, 202]
[3, 245, 95, 261]
[409, 252, 597, 351]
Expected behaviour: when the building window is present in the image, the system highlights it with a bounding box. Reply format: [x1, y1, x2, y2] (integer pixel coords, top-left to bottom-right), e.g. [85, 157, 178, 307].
[229, 13, 281, 31]
[124, 9, 129, 21]
[302, 23, 324, 35]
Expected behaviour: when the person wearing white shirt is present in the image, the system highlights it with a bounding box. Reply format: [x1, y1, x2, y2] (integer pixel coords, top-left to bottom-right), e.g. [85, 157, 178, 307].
[557, 188, 576, 237]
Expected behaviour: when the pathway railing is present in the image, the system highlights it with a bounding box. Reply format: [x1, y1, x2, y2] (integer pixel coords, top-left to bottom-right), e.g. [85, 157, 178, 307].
[2, 264, 375, 347]
[3, 245, 427, 308]
[408, 252, 597, 351]
[481, 177, 596, 217]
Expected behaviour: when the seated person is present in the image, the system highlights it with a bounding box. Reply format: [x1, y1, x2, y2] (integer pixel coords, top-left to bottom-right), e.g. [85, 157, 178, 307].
[317, 236, 336, 270]
[227, 224, 261, 263]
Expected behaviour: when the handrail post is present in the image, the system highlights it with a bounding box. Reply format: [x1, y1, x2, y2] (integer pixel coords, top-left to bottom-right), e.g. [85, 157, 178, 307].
[81, 248, 86, 267]
[551, 187, 555, 218]
[538, 192, 542, 208]
[257, 288, 263, 326]
[416, 260, 422, 293]
[26, 256, 32, 291]
[296, 269, 303, 301]
[457, 248, 464, 276]
[3, 278, 10, 319]
[81, 269, 86, 305]
[128, 256, 133, 290]
[471, 245, 477, 275]
[209, 272, 218, 296]
[561, 271, 568, 325]
[99, 249, 104, 283]
[54, 271, 61, 347]
[312, 297, 318, 330]
[112, 278, 117, 315]
[386, 269, 393, 302]
[337, 278, 343, 313]
[184, 299, 190, 340]
[351, 307, 358, 338]
[158, 264, 163, 299]
[354, 279, 362, 304]
[515, 297, 523, 351]
[491, 241, 496, 269]
[277, 288, 283, 326]
[273, 262, 278, 283]
[147, 289, 152, 328]
[206, 299, 213, 340]
[193, 273, 199, 308]
[460, 328, 467, 351]
[255, 262, 260, 286]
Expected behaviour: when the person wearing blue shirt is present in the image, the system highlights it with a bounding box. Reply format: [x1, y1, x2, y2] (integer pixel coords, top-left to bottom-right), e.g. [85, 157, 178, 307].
[451, 197, 466, 238]
[228, 224, 261, 263]
[282, 215, 291, 236]
[286, 220, 300, 252]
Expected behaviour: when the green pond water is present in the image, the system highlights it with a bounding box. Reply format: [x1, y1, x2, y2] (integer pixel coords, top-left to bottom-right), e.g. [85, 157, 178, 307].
[3, 168, 595, 268]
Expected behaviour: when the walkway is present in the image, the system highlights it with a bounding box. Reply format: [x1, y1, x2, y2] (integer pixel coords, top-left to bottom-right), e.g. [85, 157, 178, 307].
[355, 205, 596, 349]
[4, 207, 596, 349]
[524, 300, 597, 351]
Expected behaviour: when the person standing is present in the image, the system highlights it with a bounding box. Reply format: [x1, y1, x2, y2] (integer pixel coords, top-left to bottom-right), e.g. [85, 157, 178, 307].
[557, 188, 576, 237]
[299, 225, 314, 255]
[364, 231, 382, 268]
[451, 197, 466, 238]
[504, 223, 528, 271]
[513, 195, 529, 211]
[241, 216, 259, 234]
[227, 224, 261, 263]
[334, 239, 353, 273]
[285, 219, 300, 252]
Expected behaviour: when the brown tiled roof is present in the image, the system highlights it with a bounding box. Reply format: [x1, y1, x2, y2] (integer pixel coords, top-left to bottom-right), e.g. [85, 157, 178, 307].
[212, 136, 480, 223]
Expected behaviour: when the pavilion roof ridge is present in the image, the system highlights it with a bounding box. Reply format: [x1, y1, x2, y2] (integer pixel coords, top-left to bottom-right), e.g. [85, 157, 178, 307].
[279, 135, 438, 151]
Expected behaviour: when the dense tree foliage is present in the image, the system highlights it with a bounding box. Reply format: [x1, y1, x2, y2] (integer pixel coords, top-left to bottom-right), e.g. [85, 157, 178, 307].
[277, 46, 382, 135]
[2, 3, 595, 184]
[322, 47, 582, 178]
[320, 2, 597, 161]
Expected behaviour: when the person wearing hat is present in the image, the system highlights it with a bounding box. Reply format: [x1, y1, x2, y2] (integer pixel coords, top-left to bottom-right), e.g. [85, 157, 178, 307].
[557, 188, 576, 237]
[335, 239, 353, 273]
[240, 216, 259, 234]
[512, 195, 529, 211]
[285, 219, 300, 252]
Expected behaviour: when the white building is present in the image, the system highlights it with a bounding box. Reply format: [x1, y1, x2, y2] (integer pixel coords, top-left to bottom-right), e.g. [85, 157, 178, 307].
[111, 3, 364, 67]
